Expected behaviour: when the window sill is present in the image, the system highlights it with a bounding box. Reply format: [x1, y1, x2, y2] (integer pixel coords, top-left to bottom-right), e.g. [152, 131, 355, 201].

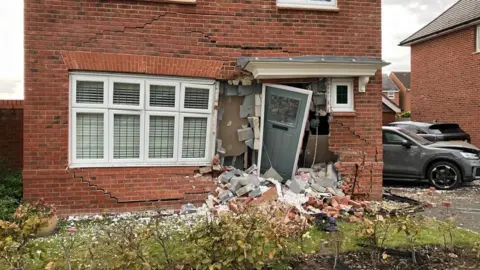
[332, 111, 356, 117]
[277, 4, 340, 12]
[69, 162, 210, 168]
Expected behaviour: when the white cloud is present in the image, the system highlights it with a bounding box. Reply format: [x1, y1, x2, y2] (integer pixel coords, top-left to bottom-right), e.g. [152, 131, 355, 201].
[0, 1, 24, 99]
[382, 0, 458, 73]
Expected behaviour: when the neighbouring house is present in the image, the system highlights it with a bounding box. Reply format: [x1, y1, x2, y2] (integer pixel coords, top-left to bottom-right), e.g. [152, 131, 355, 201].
[0, 100, 23, 170]
[381, 74, 401, 125]
[400, 0, 480, 146]
[382, 95, 401, 126]
[382, 74, 400, 106]
[389, 72, 412, 112]
[24, 0, 387, 214]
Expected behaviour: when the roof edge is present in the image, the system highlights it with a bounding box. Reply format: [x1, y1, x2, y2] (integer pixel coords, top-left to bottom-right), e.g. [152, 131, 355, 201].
[400, 17, 480, 46]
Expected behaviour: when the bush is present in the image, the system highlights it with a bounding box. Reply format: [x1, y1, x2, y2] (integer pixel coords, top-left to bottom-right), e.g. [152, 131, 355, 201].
[0, 163, 22, 221]
[397, 111, 411, 118]
[185, 204, 306, 270]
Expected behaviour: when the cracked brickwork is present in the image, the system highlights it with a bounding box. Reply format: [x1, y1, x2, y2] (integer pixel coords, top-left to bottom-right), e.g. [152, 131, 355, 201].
[24, 0, 383, 213]
[410, 26, 480, 146]
[329, 74, 384, 200]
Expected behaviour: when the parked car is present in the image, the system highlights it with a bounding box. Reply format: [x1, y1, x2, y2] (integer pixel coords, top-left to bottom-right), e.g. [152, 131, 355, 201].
[388, 121, 471, 143]
[382, 126, 480, 189]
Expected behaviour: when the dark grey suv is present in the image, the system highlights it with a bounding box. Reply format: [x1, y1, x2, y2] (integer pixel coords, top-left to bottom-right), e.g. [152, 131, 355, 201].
[383, 126, 480, 189]
[388, 121, 471, 143]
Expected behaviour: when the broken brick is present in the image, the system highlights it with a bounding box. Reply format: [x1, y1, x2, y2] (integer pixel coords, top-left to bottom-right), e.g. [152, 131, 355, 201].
[250, 187, 277, 205]
[199, 166, 212, 174]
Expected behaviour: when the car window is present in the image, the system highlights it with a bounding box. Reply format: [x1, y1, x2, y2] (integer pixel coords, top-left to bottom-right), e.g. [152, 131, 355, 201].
[429, 124, 465, 134]
[397, 129, 432, 145]
[383, 131, 407, 145]
[396, 124, 426, 135]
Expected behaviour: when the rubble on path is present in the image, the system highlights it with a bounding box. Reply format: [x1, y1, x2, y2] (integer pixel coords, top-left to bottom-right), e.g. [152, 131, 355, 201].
[190, 162, 420, 230]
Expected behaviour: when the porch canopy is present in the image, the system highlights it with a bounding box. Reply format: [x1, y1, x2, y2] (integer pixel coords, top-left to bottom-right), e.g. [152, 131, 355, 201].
[237, 56, 389, 79]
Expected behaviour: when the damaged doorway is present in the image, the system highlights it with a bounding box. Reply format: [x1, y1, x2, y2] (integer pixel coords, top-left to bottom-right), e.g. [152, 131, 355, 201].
[259, 84, 312, 180]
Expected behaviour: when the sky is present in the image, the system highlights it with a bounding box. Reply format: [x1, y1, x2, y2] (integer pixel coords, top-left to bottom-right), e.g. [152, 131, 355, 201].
[0, 0, 459, 99]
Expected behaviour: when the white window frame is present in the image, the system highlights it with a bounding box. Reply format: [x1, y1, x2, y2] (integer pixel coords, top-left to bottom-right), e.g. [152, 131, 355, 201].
[180, 83, 214, 113]
[72, 75, 108, 108]
[109, 77, 145, 110]
[277, 0, 338, 10]
[109, 110, 145, 164]
[387, 91, 395, 99]
[146, 80, 180, 111]
[145, 111, 179, 163]
[69, 73, 214, 168]
[71, 108, 109, 165]
[476, 25, 480, 52]
[178, 113, 212, 163]
[330, 78, 354, 112]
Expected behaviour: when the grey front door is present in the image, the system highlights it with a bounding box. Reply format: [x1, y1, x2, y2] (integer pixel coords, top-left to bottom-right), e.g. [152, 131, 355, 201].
[261, 84, 311, 180]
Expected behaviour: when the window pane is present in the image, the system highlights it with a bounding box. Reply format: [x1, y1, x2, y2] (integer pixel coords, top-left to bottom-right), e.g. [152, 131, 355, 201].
[114, 114, 140, 159]
[76, 81, 104, 104]
[149, 116, 175, 158]
[113, 82, 140, 106]
[76, 113, 104, 159]
[184, 87, 209, 109]
[336, 85, 348, 104]
[182, 117, 207, 158]
[384, 132, 405, 144]
[269, 94, 299, 126]
[150, 85, 176, 108]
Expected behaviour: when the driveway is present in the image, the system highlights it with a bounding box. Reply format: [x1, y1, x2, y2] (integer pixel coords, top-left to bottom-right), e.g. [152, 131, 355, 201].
[384, 180, 480, 232]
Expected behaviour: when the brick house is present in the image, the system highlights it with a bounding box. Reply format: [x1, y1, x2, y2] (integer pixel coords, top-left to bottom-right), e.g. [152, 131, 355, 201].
[24, 0, 387, 214]
[389, 72, 411, 112]
[381, 74, 401, 125]
[382, 74, 399, 105]
[400, 0, 480, 146]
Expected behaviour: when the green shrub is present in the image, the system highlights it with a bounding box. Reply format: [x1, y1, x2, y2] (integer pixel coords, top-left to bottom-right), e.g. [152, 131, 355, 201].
[397, 111, 411, 118]
[0, 162, 22, 221]
[185, 204, 306, 270]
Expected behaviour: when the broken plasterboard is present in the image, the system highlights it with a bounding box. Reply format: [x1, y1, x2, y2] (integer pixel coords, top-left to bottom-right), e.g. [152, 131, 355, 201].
[303, 135, 336, 167]
[218, 95, 249, 156]
[224, 84, 238, 96]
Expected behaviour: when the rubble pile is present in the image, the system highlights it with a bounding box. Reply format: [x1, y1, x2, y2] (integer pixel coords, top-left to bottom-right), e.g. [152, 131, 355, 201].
[194, 162, 375, 225]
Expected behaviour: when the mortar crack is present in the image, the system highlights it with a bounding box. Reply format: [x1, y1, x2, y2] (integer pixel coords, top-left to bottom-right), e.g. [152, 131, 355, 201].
[77, 11, 299, 54]
[71, 171, 181, 204]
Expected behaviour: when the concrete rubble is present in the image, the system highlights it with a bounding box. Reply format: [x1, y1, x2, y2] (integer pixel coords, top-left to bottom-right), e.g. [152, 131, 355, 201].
[191, 162, 387, 229]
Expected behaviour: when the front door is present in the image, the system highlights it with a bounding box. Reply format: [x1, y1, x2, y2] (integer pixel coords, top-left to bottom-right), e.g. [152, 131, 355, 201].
[260, 84, 311, 180]
[383, 130, 422, 178]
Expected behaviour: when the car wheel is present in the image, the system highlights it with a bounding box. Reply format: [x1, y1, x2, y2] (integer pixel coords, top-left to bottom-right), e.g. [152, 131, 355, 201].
[427, 161, 462, 190]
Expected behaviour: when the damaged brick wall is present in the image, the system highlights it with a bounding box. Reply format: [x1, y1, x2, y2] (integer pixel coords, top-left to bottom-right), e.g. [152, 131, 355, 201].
[0, 100, 23, 170]
[24, 0, 382, 213]
[411, 26, 480, 146]
[329, 74, 384, 200]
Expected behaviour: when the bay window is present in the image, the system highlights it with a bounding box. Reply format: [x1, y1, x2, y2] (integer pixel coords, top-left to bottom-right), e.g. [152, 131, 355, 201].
[70, 73, 214, 167]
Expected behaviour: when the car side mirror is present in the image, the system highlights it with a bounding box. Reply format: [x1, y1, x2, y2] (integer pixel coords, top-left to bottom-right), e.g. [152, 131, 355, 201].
[401, 140, 412, 148]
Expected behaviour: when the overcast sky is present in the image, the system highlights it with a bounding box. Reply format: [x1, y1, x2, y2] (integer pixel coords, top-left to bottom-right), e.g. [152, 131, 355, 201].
[0, 0, 459, 99]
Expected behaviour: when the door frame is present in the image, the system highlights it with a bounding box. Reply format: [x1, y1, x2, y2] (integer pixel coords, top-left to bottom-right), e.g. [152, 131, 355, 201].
[258, 83, 313, 180]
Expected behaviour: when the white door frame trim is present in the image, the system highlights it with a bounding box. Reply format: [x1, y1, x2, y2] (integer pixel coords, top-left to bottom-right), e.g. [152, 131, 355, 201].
[258, 84, 313, 180]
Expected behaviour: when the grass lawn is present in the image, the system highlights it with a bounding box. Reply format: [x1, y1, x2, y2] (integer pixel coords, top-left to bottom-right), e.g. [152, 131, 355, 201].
[1, 213, 479, 270]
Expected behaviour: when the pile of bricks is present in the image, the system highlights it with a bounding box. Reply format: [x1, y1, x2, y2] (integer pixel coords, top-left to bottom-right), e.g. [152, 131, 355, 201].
[196, 163, 370, 223]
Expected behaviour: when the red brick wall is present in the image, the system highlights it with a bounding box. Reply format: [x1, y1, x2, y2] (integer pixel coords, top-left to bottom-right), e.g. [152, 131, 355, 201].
[411, 26, 480, 146]
[0, 101, 23, 170]
[24, 0, 383, 213]
[383, 111, 396, 126]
